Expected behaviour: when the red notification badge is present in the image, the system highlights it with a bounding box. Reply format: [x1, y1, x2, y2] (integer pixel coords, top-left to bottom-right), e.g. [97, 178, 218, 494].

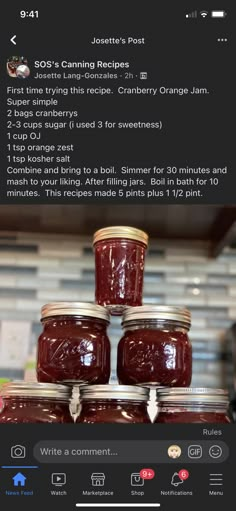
[178, 469, 189, 481]
[140, 468, 155, 480]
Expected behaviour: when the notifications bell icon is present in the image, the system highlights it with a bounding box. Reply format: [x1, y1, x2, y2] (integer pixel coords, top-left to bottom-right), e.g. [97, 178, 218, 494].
[171, 472, 184, 487]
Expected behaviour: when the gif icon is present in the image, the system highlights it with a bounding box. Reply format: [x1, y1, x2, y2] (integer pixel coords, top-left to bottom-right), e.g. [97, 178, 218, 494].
[188, 445, 202, 459]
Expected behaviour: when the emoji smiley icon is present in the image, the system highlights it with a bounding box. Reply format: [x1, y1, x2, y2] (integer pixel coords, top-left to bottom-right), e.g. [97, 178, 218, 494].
[209, 445, 222, 459]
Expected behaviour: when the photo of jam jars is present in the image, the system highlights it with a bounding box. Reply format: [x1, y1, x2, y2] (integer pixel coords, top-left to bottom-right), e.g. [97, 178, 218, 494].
[76, 384, 151, 423]
[37, 302, 111, 384]
[93, 226, 148, 315]
[155, 387, 231, 423]
[117, 305, 192, 387]
[0, 382, 73, 423]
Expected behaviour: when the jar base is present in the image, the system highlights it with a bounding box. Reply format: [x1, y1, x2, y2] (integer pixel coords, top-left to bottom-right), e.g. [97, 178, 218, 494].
[103, 304, 128, 316]
[136, 382, 170, 389]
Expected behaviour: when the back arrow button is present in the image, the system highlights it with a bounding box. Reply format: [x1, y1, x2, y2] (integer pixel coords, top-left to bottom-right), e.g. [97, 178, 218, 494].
[10, 35, 16, 45]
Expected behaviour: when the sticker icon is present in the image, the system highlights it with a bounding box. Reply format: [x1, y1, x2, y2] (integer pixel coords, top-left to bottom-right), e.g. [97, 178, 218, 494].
[168, 445, 182, 459]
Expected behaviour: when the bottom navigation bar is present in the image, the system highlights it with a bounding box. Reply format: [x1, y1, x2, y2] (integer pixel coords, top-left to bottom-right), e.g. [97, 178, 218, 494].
[75, 504, 161, 508]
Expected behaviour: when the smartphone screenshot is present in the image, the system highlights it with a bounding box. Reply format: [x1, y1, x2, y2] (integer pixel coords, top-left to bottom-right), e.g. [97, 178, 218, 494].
[0, 2, 234, 509]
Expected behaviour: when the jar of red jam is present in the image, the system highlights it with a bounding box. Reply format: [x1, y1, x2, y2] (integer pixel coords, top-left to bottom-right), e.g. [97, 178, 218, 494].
[0, 382, 73, 423]
[93, 226, 148, 315]
[37, 302, 111, 384]
[117, 306, 192, 387]
[76, 384, 151, 423]
[0, 378, 10, 413]
[155, 387, 231, 423]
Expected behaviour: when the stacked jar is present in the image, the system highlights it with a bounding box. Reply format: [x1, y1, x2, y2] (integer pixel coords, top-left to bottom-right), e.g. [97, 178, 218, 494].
[0, 382, 73, 423]
[34, 227, 152, 423]
[36, 301, 112, 422]
[0, 225, 231, 424]
[91, 225, 231, 423]
[75, 226, 151, 422]
[117, 305, 192, 387]
[93, 226, 148, 314]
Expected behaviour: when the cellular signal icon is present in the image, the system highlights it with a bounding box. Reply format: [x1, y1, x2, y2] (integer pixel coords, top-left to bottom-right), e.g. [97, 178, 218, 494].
[186, 11, 197, 18]
[200, 11, 208, 18]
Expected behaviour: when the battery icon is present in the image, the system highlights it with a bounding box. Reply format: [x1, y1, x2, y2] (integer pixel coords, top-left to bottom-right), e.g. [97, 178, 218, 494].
[211, 10, 227, 18]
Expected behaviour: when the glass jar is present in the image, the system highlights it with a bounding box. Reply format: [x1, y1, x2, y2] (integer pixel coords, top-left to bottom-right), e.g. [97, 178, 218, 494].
[0, 382, 73, 423]
[0, 378, 10, 413]
[93, 226, 148, 315]
[37, 302, 111, 384]
[117, 306, 192, 386]
[155, 387, 231, 423]
[76, 384, 151, 423]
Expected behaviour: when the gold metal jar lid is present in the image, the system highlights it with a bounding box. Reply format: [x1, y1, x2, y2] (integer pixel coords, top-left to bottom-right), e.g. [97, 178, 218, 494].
[157, 387, 229, 405]
[93, 226, 149, 246]
[122, 305, 191, 329]
[41, 302, 110, 322]
[0, 382, 71, 401]
[79, 384, 150, 401]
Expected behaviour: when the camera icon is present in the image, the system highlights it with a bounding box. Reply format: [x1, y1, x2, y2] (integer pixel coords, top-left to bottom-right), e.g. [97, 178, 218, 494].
[11, 445, 26, 459]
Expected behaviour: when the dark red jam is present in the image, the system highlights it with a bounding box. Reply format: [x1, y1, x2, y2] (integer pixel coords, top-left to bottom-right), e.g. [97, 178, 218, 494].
[76, 385, 151, 423]
[155, 388, 231, 423]
[0, 382, 73, 423]
[37, 302, 110, 384]
[117, 306, 192, 387]
[156, 411, 230, 423]
[93, 227, 148, 315]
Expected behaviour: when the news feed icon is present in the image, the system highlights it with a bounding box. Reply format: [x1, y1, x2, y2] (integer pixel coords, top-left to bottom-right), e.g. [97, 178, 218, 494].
[7, 56, 30, 78]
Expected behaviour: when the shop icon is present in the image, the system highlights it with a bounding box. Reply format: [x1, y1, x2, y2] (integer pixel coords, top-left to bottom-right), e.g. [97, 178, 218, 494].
[91, 473, 105, 487]
[131, 473, 144, 486]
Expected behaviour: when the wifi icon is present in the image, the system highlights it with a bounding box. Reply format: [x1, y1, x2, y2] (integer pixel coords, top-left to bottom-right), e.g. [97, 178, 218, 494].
[200, 11, 208, 18]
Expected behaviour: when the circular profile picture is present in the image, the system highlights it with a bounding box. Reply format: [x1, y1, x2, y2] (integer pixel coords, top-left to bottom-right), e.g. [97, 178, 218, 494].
[6, 56, 29, 78]
[16, 64, 30, 78]
[168, 445, 182, 459]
